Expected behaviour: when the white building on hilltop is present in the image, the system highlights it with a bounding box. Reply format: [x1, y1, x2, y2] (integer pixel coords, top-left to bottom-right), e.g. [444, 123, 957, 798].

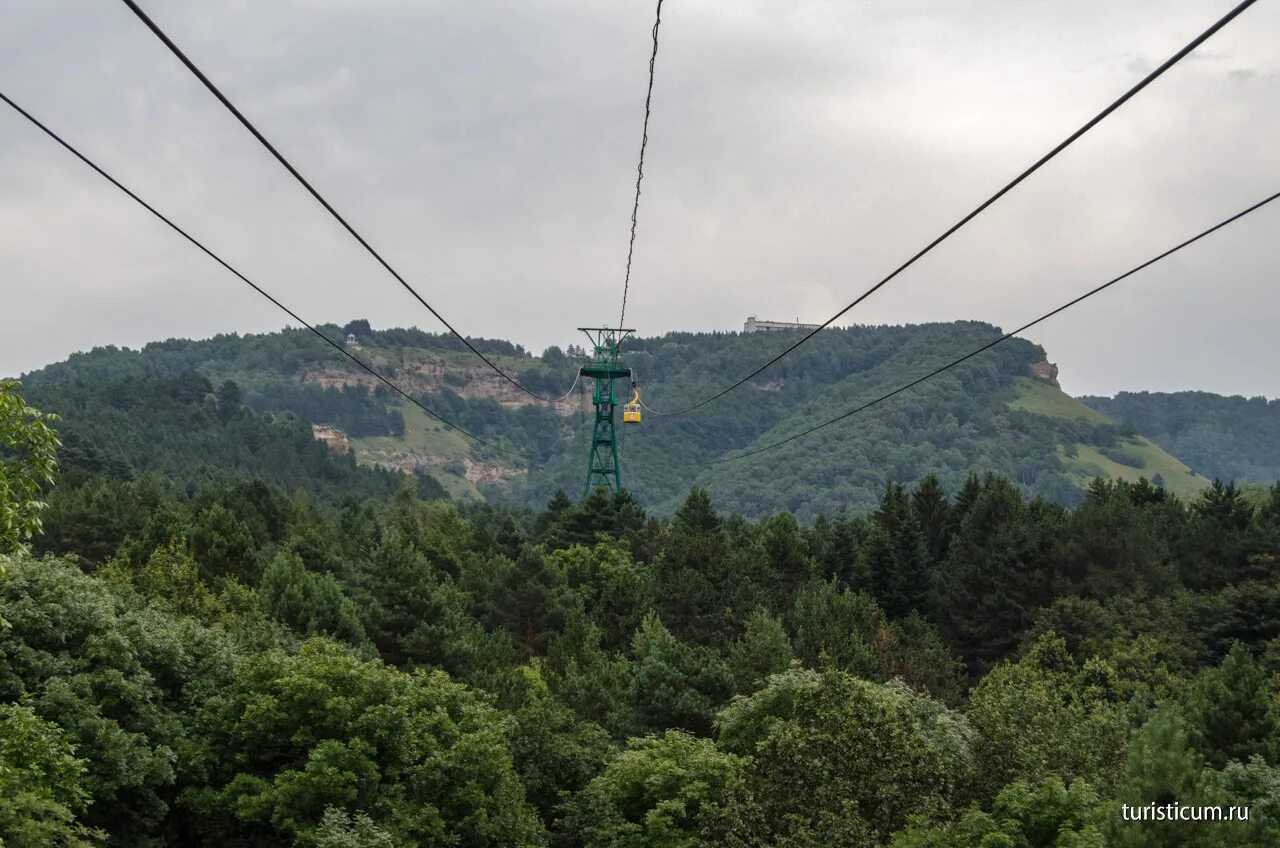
[744, 315, 822, 334]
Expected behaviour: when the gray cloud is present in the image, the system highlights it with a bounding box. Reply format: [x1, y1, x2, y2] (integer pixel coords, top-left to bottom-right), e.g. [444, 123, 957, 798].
[3, 0, 1277, 399]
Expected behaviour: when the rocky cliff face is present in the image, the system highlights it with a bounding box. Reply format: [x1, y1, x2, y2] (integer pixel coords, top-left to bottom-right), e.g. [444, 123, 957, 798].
[302, 350, 587, 416]
[1029, 360, 1060, 388]
[311, 424, 350, 455]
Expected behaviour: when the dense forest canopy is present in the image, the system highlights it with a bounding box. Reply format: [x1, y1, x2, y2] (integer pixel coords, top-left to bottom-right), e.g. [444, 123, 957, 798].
[16, 319, 1235, 517]
[3, 373, 1280, 846]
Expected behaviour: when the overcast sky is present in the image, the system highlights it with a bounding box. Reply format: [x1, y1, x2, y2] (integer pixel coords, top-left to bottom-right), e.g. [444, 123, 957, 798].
[2, 0, 1277, 398]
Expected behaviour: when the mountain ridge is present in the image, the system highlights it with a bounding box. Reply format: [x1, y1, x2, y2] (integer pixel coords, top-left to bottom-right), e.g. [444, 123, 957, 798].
[22, 319, 1264, 517]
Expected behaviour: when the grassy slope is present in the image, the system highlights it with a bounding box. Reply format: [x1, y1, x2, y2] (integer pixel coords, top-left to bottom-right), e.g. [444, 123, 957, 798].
[1008, 378, 1208, 497]
[342, 344, 549, 502]
[1008, 379, 1111, 423]
[1060, 441, 1205, 497]
[350, 399, 481, 500]
[1080, 391, 1280, 486]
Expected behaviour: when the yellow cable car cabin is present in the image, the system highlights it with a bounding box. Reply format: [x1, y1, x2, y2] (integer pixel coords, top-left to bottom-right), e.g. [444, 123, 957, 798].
[623, 384, 642, 424]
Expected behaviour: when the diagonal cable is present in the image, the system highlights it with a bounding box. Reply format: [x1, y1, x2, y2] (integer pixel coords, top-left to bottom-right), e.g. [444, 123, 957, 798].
[0, 89, 516, 457]
[618, 0, 664, 332]
[118, 0, 566, 402]
[713, 189, 1280, 463]
[652, 0, 1260, 416]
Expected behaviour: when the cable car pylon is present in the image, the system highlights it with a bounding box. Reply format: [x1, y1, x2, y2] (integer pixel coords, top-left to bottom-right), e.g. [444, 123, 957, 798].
[578, 327, 634, 494]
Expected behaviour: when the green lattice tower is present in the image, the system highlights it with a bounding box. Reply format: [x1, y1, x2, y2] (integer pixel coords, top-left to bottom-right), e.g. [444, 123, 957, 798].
[578, 327, 633, 494]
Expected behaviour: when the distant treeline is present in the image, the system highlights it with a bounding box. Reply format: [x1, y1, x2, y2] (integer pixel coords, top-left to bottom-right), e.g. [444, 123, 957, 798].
[20, 320, 1270, 518]
[1084, 391, 1280, 484]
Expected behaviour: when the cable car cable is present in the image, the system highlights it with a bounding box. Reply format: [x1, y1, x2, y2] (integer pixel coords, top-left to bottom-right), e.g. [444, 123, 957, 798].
[117, 0, 570, 404]
[551, 371, 584, 402]
[617, 0, 664, 332]
[0, 89, 516, 457]
[626, 368, 674, 416]
[712, 189, 1280, 464]
[650, 0, 1259, 417]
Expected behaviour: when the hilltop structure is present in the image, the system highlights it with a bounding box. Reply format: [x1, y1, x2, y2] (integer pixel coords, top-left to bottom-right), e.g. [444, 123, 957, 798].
[744, 315, 822, 333]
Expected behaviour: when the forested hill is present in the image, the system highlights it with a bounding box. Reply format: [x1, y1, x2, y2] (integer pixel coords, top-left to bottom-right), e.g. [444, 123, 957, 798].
[20, 319, 1211, 517]
[9, 337, 1280, 846]
[1082, 391, 1280, 486]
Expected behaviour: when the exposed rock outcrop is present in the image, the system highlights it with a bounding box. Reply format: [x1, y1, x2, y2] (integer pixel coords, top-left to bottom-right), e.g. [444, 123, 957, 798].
[311, 424, 350, 455]
[1029, 360, 1060, 387]
[302, 352, 585, 416]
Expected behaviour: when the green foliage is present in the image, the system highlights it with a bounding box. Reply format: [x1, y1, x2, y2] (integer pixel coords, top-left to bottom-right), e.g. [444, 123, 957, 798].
[791, 579, 885, 679]
[650, 487, 737, 644]
[891, 776, 1106, 848]
[182, 639, 545, 847]
[0, 380, 59, 553]
[711, 668, 974, 846]
[937, 476, 1064, 673]
[726, 610, 793, 694]
[0, 702, 101, 848]
[912, 473, 953, 565]
[506, 661, 613, 833]
[542, 610, 632, 730]
[347, 502, 520, 685]
[1180, 642, 1280, 769]
[539, 489, 651, 560]
[563, 730, 744, 848]
[258, 551, 370, 648]
[1028, 593, 1194, 703]
[865, 481, 932, 618]
[251, 382, 405, 438]
[812, 508, 868, 586]
[1056, 478, 1181, 599]
[1215, 757, 1280, 846]
[620, 323, 1096, 518]
[22, 371, 403, 510]
[1103, 711, 1220, 848]
[967, 634, 1129, 802]
[308, 807, 396, 848]
[1100, 444, 1147, 469]
[549, 543, 652, 653]
[190, 503, 260, 584]
[97, 540, 227, 622]
[5, 347, 1280, 848]
[23, 321, 1161, 520]
[0, 552, 243, 844]
[620, 614, 734, 737]
[888, 613, 967, 705]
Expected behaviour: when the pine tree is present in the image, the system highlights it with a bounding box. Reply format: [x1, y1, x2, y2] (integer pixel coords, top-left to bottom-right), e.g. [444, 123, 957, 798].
[1197, 481, 1254, 532]
[1105, 711, 1216, 848]
[1182, 642, 1280, 768]
[533, 489, 572, 540]
[937, 476, 1053, 673]
[760, 511, 812, 608]
[623, 613, 733, 736]
[818, 508, 866, 588]
[653, 488, 732, 644]
[673, 486, 720, 536]
[911, 473, 952, 565]
[865, 482, 931, 619]
[949, 472, 984, 536]
[727, 610, 794, 694]
[502, 547, 562, 654]
[1184, 481, 1255, 588]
